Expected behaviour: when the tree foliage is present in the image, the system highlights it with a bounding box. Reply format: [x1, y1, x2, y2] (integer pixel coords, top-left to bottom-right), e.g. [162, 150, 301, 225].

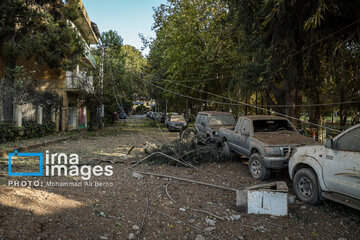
[0, 0, 86, 122]
[145, 0, 360, 126]
[83, 31, 147, 123]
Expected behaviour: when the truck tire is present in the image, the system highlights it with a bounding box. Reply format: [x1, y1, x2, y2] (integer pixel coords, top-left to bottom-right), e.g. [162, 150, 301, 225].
[248, 153, 270, 180]
[293, 168, 321, 205]
[221, 141, 231, 160]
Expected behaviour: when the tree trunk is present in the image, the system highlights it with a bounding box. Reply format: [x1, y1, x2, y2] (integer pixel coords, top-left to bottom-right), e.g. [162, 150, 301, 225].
[309, 92, 320, 124]
[2, 55, 17, 123]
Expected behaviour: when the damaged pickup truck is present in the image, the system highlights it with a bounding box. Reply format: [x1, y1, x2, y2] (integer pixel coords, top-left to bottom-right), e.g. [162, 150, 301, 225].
[219, 115, 316, 180]
[289, 124, 360, 210]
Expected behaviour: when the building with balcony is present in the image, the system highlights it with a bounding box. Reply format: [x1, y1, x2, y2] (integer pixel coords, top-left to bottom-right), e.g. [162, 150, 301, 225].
[0, 0, 100, 131]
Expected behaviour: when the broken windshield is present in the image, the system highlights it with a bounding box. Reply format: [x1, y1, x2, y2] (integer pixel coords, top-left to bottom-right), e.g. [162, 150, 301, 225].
[253, 120, 295, 133]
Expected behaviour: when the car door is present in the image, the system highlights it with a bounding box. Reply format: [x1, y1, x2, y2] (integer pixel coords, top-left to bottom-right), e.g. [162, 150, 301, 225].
[229, 118, 243, 153]
[238, 119, 252, 157]
[322, 126, 360, 199]
[194, 115, 202, 133]
[195, 115, 206, 139]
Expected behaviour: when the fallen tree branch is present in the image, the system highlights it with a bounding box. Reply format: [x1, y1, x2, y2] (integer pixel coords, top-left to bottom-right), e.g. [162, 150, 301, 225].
[165, 180, 176, 202]
[131, 151, 244, 189]
[127, 146, 135, 155]
[137, 194, 149, 239]
[135, 171, 237, 192]
[99, 159, 125, 164]
[178, 146, 212, 158]
[188, 208, 225, 220]
[131, 152, 190, 168]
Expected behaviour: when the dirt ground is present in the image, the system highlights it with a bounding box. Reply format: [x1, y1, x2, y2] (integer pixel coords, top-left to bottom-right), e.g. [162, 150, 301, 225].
[0, 118, 359, 240]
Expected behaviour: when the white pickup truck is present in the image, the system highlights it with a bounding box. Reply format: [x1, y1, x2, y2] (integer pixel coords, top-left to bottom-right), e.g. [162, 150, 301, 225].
[289, 124, 360, 210]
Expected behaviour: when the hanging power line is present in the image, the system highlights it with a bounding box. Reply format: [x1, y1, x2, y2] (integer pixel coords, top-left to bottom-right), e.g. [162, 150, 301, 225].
[144, 78, 343, 133]
[155, 76, 360, 108]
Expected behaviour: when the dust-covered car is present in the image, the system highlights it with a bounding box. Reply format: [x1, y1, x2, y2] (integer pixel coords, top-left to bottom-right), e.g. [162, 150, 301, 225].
[167, 115, 187, 132]
[194, 111, 236, 144]
[289, 123, 360, 210]
[165, 112, 179, 127]
[219, 115, 317, 180]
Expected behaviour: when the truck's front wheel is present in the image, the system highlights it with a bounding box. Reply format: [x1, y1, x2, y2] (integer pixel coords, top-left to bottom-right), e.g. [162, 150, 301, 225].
[221, 141, 231, 160]
[248, 154, 270, 180]
[293, 168, 321, 205]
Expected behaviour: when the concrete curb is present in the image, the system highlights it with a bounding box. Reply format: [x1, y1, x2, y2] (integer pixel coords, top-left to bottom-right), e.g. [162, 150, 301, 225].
[0, 137, 72, 158]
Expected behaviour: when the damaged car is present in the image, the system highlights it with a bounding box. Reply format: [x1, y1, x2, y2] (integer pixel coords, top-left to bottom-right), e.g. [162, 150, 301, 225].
[219, 115, 317, 180]
[167, 114, 187, 132]
[289, 123, 360, 210]
[194, 111, 236, 144]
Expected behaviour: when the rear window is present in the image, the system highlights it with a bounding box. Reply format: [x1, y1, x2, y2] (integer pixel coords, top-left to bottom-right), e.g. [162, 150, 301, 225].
[208, 114, 236, 126]
[253, 120, 295, 132]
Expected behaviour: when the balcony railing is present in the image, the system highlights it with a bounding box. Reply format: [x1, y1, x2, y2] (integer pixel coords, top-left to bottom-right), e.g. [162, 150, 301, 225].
[65, 71, 94, 92]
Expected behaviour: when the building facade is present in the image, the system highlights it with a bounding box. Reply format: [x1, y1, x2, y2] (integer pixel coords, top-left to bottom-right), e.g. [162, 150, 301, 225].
[0, 0, 99, 132]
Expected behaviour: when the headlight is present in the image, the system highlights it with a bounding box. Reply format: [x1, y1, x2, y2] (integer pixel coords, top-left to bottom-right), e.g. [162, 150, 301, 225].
[264, 147, 282, 156]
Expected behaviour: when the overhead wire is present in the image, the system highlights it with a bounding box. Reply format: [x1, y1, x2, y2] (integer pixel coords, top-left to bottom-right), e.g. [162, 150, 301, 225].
[156, 76, 360, 108]
[144, 78, 343, 133]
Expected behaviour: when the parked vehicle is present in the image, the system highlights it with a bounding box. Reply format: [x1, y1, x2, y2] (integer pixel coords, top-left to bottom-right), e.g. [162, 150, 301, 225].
[289, 124, 360, 210]
[194, 111, 236, 144]
[218, 115, 316, 180]
[165, 112, 179, 127]
[156, 112, 166, 122]
[167, 115, 187, 132]
[147, 111, 155, 119]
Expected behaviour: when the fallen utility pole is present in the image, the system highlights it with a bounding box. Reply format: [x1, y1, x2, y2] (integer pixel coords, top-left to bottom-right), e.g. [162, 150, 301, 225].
[135, 171, 237, 192]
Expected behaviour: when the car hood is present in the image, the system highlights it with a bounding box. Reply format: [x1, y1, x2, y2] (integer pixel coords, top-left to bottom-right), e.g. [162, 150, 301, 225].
[253, 132, 319, 146]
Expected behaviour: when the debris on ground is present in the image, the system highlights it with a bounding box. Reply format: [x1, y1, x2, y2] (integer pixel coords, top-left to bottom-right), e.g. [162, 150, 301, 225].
[205, 216, 216, 226]
[132, 172, 144, 179]
[142, 138, 224, 165]
[236, 181, 289, 216]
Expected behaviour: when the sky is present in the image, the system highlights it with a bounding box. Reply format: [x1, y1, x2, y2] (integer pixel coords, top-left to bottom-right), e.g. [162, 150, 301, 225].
[82, 0, 167, 55]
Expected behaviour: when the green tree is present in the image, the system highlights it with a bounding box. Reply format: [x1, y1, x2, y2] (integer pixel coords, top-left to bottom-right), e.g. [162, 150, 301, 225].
[0, 0, 85, 122]
[83, 31, 147, 125]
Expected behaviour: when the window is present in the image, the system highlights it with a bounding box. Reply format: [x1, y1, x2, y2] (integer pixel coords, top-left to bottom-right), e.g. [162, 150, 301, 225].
[253, 120, 295, 133]
[196, 115, 203, 124]
[207, 114, 236, 126]
[241, 119, 250, 134]
[336, 127, 360, 152]
[201, 115, 208, 124]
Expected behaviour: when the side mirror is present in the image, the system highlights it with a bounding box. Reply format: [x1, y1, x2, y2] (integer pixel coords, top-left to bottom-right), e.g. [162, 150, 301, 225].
[298, 129, 305, 135]
[201, 122, 206, 127]
[324, 138, 333, 149]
